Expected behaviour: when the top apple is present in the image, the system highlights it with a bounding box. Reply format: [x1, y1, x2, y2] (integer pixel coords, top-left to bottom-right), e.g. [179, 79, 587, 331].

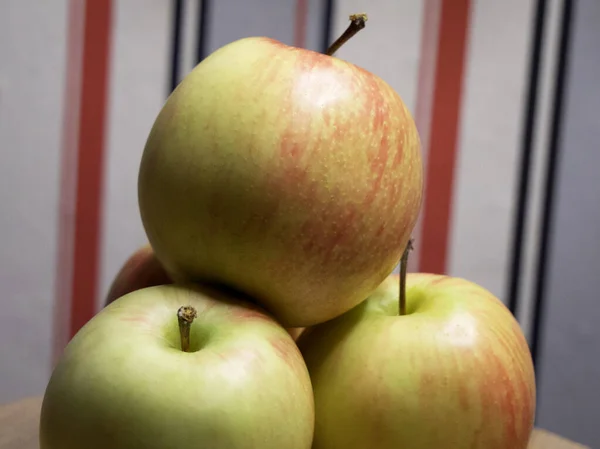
[138, 36, 423, 327]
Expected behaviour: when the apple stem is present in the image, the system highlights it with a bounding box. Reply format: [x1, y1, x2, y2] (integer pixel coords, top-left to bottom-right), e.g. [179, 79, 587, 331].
[399, 238, 414, 316]
[177, 305, 198, 352]
[325, 13, 368, 56]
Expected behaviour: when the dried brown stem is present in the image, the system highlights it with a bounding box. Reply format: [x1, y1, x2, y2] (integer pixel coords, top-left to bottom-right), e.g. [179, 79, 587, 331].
[177, 306, 197, 352]
[399, 238, 414, 316]
[325, 13, 368, 56]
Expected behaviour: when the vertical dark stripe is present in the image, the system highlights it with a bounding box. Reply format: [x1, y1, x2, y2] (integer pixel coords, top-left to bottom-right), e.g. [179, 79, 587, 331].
[506, 0, 548, 317]
[321, 0, 335, 53]
[169, 0, 183, 93]
[70, 0, 112, 338]
[196, 0, 211, 63]
[530, 0, 575, 369]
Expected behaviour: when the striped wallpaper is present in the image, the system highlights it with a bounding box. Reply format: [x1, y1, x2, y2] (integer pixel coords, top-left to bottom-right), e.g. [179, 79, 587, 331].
[0, 0, 587, 441]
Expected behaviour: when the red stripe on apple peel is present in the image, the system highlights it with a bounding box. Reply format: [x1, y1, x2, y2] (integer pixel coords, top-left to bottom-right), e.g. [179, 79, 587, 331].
[293, 47, 336, 73]
[280, 130, 304, 160]
[230, 306, 275, 323]
[413, 287, 534, 448]
[475, 318, 535, 447]
[262, 163, 415, 273]
[477, 295, 536, 448]
[269, 336, 309, 380]
[480, 348, 534, 448]
[257, 49, 418, 271]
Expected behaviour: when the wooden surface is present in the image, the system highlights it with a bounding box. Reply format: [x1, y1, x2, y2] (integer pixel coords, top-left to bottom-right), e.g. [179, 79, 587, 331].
[0, 397, 40, 449]
[0, 397, 589, 449]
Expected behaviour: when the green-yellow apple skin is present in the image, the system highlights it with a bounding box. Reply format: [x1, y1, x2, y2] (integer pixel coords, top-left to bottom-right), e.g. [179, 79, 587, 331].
[297, 273, 536, 449]
[138, 36, 423, 328]
[40, 284, 315, 449]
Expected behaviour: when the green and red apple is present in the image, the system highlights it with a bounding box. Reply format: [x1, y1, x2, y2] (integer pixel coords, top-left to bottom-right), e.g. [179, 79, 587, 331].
[40, 284, 314, 449]
[298, 273, 536, 449]
[138, 36, 423, 327]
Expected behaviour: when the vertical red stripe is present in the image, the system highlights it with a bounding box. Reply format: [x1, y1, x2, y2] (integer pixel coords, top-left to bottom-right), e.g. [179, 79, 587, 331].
[419, 0, 472, 274]
[69, 0, 113, 338]
[294, 0, 308, 48]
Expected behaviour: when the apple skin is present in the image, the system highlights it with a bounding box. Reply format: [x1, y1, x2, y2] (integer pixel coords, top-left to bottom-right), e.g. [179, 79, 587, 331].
[104, 245, 305, 341]
[297, 273, 536, 449]
[104, 244, 172, 306]
[40, 284, 315, 449]
[138, 36, 423, 327]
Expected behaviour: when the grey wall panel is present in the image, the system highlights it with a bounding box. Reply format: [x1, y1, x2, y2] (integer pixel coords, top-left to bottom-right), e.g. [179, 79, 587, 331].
[305, 0, 328, 52]
[0, 0, 69, 404]
[207, 0, 296, 54]
[536, 1, 600, 447]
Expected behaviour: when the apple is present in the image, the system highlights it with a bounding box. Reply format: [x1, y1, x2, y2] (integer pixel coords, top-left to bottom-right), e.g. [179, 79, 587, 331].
[40, 284, 315, 449]
[297, 273, 536, 449]
[104, 246, 305, 341]
[104, 244, 171, 306]
[137, 34, 423, 328]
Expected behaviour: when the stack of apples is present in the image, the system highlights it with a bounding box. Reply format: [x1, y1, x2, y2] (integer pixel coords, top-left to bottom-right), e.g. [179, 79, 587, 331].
[40, 15, 536, 449]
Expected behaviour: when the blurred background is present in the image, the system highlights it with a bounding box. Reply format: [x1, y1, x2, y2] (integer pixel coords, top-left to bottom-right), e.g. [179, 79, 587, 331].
[0, 0, 598, 446]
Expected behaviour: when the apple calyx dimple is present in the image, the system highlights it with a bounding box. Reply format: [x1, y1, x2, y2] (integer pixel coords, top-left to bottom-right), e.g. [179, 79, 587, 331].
[325, 13, 368, 56]
[177, 305, 198, 353]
